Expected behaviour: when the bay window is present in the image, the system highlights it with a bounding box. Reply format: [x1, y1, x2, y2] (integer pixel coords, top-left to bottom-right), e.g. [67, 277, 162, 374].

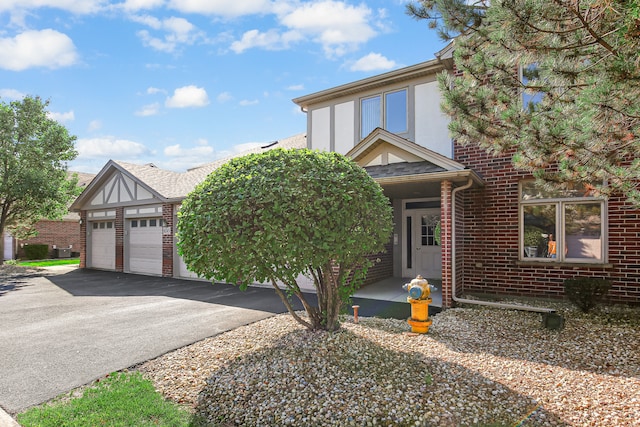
[520, 181, 606, 262]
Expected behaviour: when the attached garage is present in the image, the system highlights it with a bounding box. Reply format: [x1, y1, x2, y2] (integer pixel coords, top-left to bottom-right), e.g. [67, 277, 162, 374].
[70, 136, 307, 278]
[127, 218, 163, 276]
[90, 220, 115, 270]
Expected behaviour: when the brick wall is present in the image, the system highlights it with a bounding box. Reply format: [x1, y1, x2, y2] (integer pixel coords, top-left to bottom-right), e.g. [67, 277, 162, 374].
[115, 207, 124, 272]
[440, 180, 453, 307]
[18, 219, 82, 259]
[455, 142, 640, 305]
[361, 242, 394, 286]
[79, 212, 87, 268]
[162, 204, 174, 277]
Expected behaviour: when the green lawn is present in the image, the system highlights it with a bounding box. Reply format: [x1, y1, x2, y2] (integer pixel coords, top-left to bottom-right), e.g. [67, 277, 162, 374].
[17, 372, 201, 427]
[17, 258, 80, 267]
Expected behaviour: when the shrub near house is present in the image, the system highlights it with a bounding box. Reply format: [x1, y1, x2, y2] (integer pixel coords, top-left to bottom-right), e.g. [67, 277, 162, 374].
[177, 148, 393, 331]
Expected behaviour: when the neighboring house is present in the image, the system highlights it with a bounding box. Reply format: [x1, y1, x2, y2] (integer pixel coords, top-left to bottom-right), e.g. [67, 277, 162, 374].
[71, 42, 640, 307]
[3, 171, 95, 260]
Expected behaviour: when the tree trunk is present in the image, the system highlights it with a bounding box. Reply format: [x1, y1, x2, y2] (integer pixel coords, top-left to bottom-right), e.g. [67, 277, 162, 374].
[321, 264, 342, 331]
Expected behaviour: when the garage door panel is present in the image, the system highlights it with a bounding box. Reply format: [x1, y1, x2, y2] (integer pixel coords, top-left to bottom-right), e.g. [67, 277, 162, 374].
[128, 218, 162, 275]
[91, 221, 115, 270]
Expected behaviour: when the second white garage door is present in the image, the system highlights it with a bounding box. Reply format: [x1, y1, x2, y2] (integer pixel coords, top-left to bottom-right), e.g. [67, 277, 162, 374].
[128, 218, 163, 275]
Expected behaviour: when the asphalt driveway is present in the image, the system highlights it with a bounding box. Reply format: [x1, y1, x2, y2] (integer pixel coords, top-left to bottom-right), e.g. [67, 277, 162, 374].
[0, 267, 305, 416]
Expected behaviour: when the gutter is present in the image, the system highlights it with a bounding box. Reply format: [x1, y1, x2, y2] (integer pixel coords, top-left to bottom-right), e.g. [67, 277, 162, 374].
[450, 179, 557, 314]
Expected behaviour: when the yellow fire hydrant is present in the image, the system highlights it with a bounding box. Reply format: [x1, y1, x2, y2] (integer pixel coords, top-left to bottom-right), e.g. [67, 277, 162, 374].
[403, 275, 432, 334]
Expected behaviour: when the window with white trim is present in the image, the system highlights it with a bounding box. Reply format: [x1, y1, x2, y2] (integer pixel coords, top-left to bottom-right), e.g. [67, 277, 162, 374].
[520, 181, 606, 262]
[360, 88, 408, 139]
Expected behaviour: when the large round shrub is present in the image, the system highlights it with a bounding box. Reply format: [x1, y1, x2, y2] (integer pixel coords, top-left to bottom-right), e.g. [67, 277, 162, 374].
[177, 148, 393, 331]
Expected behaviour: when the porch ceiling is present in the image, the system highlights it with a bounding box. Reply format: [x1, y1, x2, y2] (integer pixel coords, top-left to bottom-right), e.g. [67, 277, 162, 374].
[375, 169, 485, 201]
[381, 180, 442, 199]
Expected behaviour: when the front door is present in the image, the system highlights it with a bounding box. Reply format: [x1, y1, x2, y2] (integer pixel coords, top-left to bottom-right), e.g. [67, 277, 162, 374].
[403, 208, 442, 278]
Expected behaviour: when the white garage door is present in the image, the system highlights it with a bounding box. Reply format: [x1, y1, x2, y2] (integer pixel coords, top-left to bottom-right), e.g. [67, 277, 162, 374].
[128, 218, 163, 275]
[91, 221, 115, 270]
[178, 254, 201, 279]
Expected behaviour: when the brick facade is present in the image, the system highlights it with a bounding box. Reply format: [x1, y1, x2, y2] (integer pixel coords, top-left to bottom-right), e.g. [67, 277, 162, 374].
[162, 204, 174, 277]
[454, 142, 640, 305]
[361, 242, 394, 287]
[79, 212, 87, 268]
[17, 219, 82, 259]
[115, 207, 124, 272]
[440, 180, 453, 307]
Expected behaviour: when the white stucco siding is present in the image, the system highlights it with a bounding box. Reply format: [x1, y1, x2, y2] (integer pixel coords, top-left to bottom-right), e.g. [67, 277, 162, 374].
[311, 107, 331, 151]
[334, 101, 354, 154]
[415, 81, 452, 158]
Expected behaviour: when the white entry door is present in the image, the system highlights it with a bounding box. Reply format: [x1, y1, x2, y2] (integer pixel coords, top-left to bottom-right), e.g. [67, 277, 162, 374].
[403, 208, 442, 278]
[128, 218, 163, 275]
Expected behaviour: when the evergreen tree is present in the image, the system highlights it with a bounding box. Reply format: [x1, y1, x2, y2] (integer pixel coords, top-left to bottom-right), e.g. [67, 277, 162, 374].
[408, 0, 640, 204]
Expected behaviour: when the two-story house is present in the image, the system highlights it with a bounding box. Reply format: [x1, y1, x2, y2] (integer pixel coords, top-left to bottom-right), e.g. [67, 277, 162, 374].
[292, 42, 640, 307]
[71, 42, 640, 307]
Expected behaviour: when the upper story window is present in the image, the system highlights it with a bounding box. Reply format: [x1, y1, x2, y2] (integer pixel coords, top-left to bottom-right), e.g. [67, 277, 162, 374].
[520, 181, 606, 263]
[360, 88, 408, 139]
[521, 63, 543, 111]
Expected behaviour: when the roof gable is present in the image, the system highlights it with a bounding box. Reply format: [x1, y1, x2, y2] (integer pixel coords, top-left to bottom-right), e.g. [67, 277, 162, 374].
[71, 161, 167, 210]
[347, 128, 465, 172]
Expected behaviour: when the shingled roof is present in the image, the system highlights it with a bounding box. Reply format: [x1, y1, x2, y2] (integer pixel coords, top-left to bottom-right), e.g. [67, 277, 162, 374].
[72, 133, 308, 209]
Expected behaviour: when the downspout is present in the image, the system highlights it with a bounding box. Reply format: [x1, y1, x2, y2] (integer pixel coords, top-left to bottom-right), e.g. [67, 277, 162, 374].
[450, 179, 556, 314]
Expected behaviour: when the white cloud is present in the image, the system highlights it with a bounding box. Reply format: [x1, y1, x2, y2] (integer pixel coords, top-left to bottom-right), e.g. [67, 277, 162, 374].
[160, 141, 216, 170]
[165, 85, 209, 108]
[0, 29, 79, 71]
[120, 0, 165, 12]
[214, 142, 263, 159]
[216, 92, 233, 103]
[76, 136, 149, 159]
[135, 102, 161, 116]
[287, 84, 304, 91]
[147, 87, 167, 95]
[349, 52, 397, 72]
[279, 1, 377, 58]
[239, 99, 259, 106]
[230, 28, 303, 53]
[47, 110, 75, 123]
[0, 0, 106, 14]
[167, 0, 273, 17]
[88, 120, 102, 132]
[164, 143, 213, 158]
[0, 88, 26, 100]
[132, 15, 204, 53]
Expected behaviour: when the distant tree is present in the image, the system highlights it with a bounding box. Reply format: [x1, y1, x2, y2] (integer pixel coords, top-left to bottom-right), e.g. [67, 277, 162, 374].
[0, 96, 79, 261]
[177, 148, 393, 331]
[407, 0, 640, 204]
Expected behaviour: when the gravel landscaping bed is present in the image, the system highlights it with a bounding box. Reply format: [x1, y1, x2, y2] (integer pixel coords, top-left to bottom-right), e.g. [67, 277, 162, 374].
[139, 301, 640, 426]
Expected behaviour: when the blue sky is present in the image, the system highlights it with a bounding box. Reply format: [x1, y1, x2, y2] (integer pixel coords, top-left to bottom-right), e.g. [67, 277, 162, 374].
[0, 0, 446, 173]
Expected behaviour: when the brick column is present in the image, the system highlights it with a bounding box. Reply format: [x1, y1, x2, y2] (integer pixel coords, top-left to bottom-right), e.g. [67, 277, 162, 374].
[79, 211, 87, 268]
[115, 207, 124, 272]
[162, 204, 174, 277]
[440, 180, 453, 308]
